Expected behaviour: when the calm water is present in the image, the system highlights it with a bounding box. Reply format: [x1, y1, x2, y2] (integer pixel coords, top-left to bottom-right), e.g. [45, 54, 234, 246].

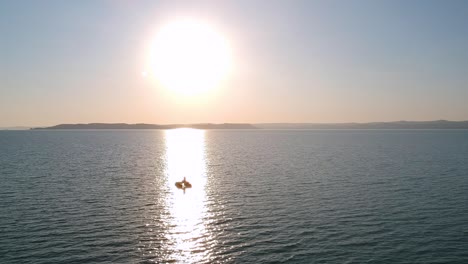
[1, 129, 467, 263]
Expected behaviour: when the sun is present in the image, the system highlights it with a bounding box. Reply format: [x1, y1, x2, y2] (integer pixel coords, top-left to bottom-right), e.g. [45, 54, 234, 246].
[150, 19, 231, 95]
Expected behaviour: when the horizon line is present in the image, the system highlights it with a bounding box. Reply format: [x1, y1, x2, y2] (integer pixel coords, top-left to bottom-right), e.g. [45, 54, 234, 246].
[3, 119, 468, 130]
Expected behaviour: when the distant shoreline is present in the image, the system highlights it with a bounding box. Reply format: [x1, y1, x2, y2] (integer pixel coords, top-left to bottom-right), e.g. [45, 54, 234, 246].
[31, 123, 257, 130]
[13, 120, 468, 130]
[255, 120, 468, 129]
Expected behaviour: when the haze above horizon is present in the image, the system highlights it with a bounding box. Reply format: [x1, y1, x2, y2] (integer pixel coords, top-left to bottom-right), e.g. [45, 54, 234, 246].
[1, 0, 467, 127]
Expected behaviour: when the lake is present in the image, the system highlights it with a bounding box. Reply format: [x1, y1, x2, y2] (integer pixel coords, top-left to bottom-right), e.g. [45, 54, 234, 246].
[1, 129, 467, 263]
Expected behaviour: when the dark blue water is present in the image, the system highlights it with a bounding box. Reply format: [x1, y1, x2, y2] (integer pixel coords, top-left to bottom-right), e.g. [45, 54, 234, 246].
[1, 129, 467, 263]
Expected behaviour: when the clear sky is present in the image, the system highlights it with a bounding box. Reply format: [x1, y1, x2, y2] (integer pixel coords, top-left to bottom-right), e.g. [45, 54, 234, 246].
[1, 0, 467, 126]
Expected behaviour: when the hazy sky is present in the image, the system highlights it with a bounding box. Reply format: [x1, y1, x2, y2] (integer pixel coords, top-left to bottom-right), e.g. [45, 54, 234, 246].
[1, 0, 467, 126]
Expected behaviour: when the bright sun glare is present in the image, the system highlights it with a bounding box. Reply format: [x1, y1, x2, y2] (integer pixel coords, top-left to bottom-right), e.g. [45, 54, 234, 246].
[151, 19, 231, 95]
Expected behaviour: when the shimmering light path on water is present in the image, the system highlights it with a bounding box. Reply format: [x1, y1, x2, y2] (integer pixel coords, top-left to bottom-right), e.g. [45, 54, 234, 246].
[1, 129, 467, 263]
[163, 129, 212, 262]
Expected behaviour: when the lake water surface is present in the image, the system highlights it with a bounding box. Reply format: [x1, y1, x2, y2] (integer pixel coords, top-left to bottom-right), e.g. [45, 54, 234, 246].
[1, 129, 467, 263]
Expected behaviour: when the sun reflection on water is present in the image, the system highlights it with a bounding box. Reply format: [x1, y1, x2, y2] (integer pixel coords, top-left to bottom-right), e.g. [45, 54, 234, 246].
[164, 128, 211, 262]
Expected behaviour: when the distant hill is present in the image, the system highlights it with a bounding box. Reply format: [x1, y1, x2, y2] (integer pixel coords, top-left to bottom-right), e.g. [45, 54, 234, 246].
[33, 123, 257, 130]
[255, 120, 468, 129]
[29, 120, 468, 130]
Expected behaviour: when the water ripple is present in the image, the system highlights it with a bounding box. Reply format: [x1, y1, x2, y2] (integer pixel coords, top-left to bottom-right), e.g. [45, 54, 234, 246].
[1, 130, 468, 263]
